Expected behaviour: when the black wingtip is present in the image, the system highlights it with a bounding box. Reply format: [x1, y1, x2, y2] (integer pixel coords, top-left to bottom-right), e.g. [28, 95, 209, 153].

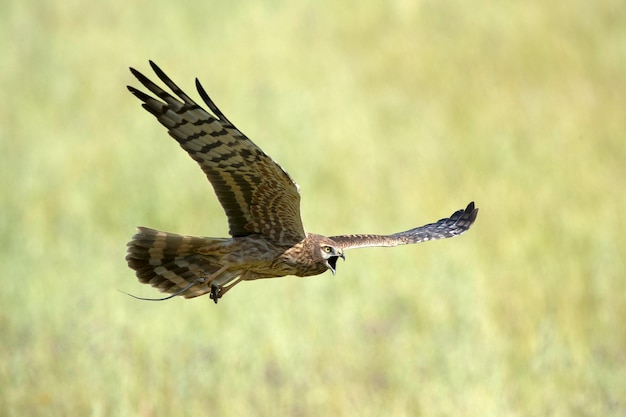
[128, 65, 154, 88]
[195, 78, 210, 103]
[465, 201, 478, 224]
[195, 77, 231, 123]
[126, 85, 140, 95]
[149, 60, 166, 80]
[128, 61, 158, 78]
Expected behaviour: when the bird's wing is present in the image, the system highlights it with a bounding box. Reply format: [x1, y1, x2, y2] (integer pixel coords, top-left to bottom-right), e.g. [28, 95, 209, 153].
[330, 202, 478, 250]
[128, 61, 306, 244]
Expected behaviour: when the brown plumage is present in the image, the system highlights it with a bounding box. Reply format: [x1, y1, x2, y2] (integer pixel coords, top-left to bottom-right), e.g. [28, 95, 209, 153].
[125, 61, 478, 303]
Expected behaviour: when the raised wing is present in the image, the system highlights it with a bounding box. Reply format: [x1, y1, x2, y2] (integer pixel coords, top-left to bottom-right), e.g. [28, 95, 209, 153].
[128, 61, 306, 244]
[330, 202, 478, 250]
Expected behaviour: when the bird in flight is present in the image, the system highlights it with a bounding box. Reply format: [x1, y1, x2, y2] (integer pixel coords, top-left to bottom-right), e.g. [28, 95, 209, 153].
[125, 61, 478, 304]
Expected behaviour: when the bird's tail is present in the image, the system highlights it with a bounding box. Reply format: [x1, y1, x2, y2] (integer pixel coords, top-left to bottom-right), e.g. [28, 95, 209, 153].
[125, 227, 228, 299]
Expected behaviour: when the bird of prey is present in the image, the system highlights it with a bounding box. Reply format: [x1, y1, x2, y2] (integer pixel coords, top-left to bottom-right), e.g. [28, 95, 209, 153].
[125, 61, 478, 304]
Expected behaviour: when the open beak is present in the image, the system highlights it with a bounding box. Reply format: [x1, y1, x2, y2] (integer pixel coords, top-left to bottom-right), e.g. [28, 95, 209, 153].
[327, 252, 345, 275]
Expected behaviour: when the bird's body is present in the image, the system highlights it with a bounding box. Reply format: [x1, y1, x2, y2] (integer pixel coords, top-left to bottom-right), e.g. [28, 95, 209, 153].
[125, 62, 478, 303]
[128, 227, 342, 300]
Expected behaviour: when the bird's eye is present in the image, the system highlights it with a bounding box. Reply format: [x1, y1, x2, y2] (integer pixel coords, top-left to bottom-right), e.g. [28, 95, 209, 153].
[323, 246, 332, 253]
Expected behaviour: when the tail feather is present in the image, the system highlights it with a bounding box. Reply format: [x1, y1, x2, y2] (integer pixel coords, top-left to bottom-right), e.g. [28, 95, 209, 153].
[126, 227, 227, 298]
[127, 227, 214, 258]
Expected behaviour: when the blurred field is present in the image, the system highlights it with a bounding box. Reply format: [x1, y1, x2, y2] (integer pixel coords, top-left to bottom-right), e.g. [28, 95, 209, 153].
[1, 0, 625, 416]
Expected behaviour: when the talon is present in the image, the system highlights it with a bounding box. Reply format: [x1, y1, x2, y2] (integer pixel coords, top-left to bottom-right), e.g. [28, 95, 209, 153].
[210, 284, 221, 304]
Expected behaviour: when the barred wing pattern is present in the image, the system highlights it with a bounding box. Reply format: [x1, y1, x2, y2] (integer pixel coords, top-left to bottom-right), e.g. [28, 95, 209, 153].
[330, 202, 478, 250]
[125, 61, 479, 303]
[128, 61, 306, 244]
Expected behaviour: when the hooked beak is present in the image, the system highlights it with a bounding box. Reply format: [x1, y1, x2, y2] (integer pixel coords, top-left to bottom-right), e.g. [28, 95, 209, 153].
[327, 252, 345, 275]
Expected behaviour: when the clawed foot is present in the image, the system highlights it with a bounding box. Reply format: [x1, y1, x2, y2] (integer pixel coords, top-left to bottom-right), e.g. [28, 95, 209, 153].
[208, 277, 243, 305]
[210, 284, 221, 304]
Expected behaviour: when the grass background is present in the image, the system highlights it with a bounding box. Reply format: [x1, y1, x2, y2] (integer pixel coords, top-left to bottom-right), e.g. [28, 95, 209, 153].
[1, 0, 625, 415]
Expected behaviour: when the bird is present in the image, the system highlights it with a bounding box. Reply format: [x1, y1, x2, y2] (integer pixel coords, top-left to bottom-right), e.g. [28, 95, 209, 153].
[125, 61, 478, 304]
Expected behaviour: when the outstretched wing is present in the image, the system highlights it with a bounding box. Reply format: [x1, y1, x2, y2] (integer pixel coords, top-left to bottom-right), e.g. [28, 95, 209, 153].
[128, 61, 306, 244]
[330, 202, 478, 250]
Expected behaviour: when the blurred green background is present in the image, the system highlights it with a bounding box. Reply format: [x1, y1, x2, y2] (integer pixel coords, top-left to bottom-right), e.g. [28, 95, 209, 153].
[1, 0, 624, 415]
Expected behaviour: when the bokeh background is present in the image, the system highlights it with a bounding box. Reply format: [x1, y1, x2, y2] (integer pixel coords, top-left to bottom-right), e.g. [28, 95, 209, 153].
[2, 0, 624, 416]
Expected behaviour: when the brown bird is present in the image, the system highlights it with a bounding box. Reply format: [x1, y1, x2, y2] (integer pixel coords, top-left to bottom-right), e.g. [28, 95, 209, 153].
[125, 61, 478, 304]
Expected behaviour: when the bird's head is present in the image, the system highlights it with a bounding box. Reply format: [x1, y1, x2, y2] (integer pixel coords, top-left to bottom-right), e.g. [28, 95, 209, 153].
[317, 239, 345, 275]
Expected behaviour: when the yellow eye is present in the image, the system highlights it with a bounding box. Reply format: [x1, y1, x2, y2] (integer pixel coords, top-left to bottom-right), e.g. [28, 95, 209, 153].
[323, 246, 332, 253]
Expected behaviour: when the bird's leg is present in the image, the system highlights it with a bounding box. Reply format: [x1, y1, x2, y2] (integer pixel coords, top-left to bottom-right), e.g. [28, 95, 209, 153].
[218, 277, 243, 298]
[209, 277, 243, 304]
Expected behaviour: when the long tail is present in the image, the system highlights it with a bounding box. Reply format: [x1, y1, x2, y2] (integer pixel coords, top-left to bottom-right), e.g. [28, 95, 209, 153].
[125, 227, 227, 299]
